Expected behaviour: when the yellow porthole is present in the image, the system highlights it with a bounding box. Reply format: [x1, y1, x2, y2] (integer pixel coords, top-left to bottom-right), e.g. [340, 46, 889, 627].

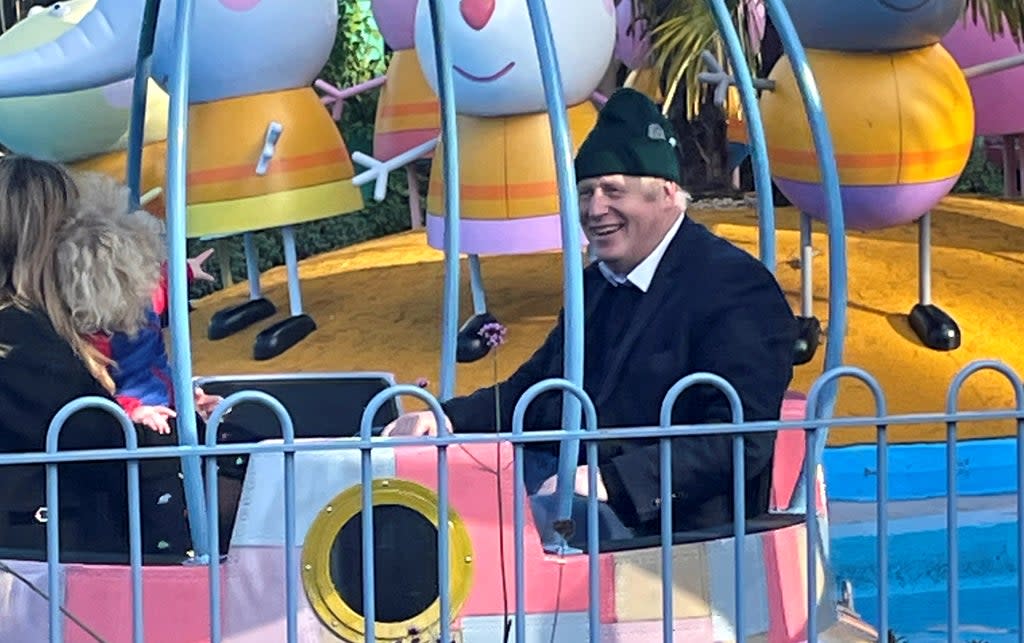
[302, 478, 474, 642]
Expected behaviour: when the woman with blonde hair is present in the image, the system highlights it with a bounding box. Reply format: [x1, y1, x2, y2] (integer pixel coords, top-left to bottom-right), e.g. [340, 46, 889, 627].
[0, 155, 190, 561]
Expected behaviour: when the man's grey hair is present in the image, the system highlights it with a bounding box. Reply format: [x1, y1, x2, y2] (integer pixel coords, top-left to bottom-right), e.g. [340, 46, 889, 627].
[674, 185, 692, 211]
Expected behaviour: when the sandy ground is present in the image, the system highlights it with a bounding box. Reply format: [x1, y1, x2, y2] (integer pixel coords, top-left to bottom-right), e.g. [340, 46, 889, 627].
[184, 194, 1024, 447]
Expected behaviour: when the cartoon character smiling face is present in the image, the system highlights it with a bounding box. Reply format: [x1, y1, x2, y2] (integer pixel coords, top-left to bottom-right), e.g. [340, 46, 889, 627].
[413, 0, 616, 117]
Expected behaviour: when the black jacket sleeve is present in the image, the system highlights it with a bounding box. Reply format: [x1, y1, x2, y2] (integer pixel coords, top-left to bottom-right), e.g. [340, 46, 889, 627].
[0, 307, 171, 456]
[600, 260, 797, 524]
[442, 311, 564, 433]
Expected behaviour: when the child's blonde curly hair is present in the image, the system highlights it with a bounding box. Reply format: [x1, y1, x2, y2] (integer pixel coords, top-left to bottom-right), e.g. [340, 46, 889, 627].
[56, 171, 167, 339]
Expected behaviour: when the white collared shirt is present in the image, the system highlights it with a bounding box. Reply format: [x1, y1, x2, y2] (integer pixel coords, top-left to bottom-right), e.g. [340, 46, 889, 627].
[597, 212, 685, 292]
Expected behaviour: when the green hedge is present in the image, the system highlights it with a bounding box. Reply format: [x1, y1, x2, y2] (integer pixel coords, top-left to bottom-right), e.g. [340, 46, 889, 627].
[951, 136, 1007, 195]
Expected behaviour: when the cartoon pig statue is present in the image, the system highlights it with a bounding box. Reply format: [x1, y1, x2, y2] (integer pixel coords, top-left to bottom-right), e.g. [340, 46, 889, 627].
[370, 0, 441, 229]
[355, 0, 616, 362]
[326, 0, 441, 230]
[614, 0, 663, 104]
[0, 0, 169, 214]
[0, 0, 364, 361]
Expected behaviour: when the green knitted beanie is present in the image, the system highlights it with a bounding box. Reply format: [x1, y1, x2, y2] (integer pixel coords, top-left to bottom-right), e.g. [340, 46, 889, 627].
[574, 88, 682, 184]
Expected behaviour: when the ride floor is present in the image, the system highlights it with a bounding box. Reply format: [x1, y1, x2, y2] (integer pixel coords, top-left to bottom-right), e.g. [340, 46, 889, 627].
[186, 194, 1024, 447]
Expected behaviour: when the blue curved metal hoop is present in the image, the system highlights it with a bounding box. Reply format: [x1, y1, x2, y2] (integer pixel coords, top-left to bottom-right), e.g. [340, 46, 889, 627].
[44, 397, 144, 643]
[203, 391, 296, 641]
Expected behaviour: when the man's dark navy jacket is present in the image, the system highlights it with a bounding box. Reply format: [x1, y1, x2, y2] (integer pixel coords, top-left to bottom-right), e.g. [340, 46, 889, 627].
[442, 216, 798, 534]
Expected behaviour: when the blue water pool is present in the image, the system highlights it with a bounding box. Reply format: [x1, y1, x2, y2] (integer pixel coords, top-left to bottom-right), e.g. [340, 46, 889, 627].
[823, 438, 1020, 503]
[831, 521, 1019, 641]
[826, 438, 1021, 642]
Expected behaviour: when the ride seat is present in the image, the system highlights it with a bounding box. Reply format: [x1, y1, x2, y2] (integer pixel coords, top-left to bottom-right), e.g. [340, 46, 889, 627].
[194, 372, 402, 440]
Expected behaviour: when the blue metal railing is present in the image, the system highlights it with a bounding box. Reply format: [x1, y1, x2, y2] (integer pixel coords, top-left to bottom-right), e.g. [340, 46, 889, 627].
[2, 0, 1006, 642]
[804, 366, 889, 639]
[524, 0, 588, 557]
[511, 378, 600, 639]
[944, 360, 1024, 641]
[203, 391, 296, 642]
[427, 0, 462, 405]
[704, 0, 777, 271]
[359, 384, 453, 643]
[3, 359, 1022, 642]
[43, 398, 145, 643]
[658, 373, 746, 641]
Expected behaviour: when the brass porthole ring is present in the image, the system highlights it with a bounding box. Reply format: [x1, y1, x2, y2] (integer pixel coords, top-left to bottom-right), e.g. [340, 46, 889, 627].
[302, 478, 475, 642]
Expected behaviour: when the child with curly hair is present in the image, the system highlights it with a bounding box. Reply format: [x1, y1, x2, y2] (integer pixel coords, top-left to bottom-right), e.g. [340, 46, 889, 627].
[59, 171, 223, 433]
[52, 168, 254, 556]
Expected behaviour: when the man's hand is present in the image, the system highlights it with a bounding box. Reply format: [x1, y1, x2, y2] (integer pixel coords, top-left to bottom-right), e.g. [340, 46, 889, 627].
[131, 405, 176, 435]
[193, 386, 224, 421]
[537, 465, 608, 502]
[381, 410, 453, 437]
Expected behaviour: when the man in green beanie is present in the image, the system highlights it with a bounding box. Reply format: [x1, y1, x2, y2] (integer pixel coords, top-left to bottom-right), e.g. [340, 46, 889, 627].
[384, 88, 797, 540]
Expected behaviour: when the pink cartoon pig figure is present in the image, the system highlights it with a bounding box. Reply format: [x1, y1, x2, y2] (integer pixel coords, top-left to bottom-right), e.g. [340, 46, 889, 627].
[322, 0, 441, 229]
[354, 0, 617, 362]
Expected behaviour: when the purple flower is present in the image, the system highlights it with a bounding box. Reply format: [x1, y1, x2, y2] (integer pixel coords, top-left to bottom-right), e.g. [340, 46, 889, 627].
[415, 377, 430, 388]
[479, 322, 508, 348]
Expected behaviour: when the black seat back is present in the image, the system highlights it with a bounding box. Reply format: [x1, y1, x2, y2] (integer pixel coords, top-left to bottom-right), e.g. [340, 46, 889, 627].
[195, 373, 402, 441]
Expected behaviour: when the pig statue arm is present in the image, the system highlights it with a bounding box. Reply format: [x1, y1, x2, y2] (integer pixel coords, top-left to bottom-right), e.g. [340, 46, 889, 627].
[351, 137, 439, 202]
[314, 76, 388, 121]
[962, 52, 1024, 79]
[698, 50, 776, 109]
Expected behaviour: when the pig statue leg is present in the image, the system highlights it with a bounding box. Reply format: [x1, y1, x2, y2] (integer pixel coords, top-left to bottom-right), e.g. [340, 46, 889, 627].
[207, 231, 277, 341]
[251, 225, 317, 360]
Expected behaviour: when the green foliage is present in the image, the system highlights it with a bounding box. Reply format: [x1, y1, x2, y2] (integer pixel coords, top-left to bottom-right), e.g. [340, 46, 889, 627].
[631, 0, 751, 120]
[322, 0, 388, 159]
[952, 137, 1006, 195]
[323, 0, 388, 88]
[966, 0, 1024, 43]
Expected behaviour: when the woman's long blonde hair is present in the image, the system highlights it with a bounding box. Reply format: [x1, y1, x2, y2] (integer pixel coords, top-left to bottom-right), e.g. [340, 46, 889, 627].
[0, 156, 111, 389]
[0, 157, 164, 393]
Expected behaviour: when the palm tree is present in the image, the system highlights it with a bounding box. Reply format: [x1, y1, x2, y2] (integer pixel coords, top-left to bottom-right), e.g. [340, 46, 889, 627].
[626, 0, 1024, 191]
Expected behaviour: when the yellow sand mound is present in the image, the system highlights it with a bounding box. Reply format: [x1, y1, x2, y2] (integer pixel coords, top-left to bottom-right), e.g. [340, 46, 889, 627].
[186, 195, 1024, 446]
